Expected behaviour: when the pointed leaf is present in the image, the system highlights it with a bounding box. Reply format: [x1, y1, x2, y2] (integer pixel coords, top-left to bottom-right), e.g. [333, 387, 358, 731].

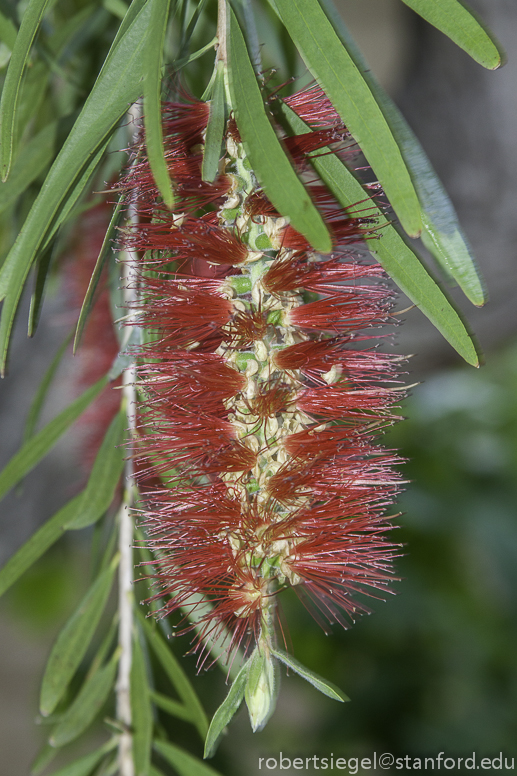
[0, 0, 153, 373]
[202, 61, 226, 183]
[318, 0, 486, 305]
[0, 0, 52, 179]
[0, 121, 57, 214]
[155, 740, 224, 776]
[139, 611, 208, 739]
[204, 660, 248, 759]
[276, 101, 479, 366]
[131, 632, 153, 776]
[40, 557, 118, 716]
[0, 374, 109, 501]
[103, 0, 129, 21]
[73, 197, 125, 353]
[24, 331, 72, 442]
[65, 409, 125, 530]
[31, 742, 58, 776]
[45, 741, 117, 776]
[227, 7, 331, 254]
[28, 238, 55, 337]
[0, 406, 123, 599]
[151, 690, 197, 724]
[49, 651, 119, 747]
[0, 10, 17, 51]
[400, 0, 504, 70]
[0, 494, 80, 599]
[272, 647, 349, 703]
[143, 0, 174, 208]
[273, 0, 421, 238]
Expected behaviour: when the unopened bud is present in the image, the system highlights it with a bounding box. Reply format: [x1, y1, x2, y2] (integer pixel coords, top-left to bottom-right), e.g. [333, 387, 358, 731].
[245, 648, 279, 732]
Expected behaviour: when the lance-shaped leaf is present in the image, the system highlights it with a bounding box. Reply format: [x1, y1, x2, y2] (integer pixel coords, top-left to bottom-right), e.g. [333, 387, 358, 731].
[0, 374, 109, 502]
[40, 556, 118, 716]
[0, 0, 52, 179]
[156, 740, 224, 775]
[227, 7, 332, 254]
[318, 0, 486, 306]
[43, 739, 117, 776]
[273, 0, 421, 238]
[73, 197, 125, 353]
[151, 690, 200, 724]
[0, 495, 81, 599]
[0, 121, 57, 214]
[24, 331, 72, 442]
[204, 660, 248, 759]
[202, 61, 226, 183]
[400, 0, 504, 70]
[276, 101, 479, 366]
[272, 647, 349, 703]
[65, 410, 125, 530]
[143, 0, 174, 208]
[49, 650, 119, 747]
[0, 9, 17, 51]
[0, 0, 154, 374]
[0, 404, 123, 598]
[131, 632, 153, 776]
[139, 612, 208, 739]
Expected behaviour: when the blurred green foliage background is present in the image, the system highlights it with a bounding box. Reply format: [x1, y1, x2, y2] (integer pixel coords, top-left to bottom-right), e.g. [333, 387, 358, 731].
[3, 340, 516, 775]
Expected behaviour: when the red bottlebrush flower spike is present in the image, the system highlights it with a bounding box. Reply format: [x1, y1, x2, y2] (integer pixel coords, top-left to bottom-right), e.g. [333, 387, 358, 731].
[121, 86, 406, 733]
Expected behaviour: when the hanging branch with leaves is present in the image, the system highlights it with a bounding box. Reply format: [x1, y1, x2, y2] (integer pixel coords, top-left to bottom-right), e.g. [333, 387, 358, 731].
[0, 0, 504, 774]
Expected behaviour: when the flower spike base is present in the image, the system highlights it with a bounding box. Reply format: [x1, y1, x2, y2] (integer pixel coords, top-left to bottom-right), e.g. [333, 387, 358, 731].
[121, 86, 405, 749]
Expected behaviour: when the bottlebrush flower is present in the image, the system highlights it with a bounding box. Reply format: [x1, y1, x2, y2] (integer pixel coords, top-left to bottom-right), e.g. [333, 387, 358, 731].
[120, 87, 405, 733]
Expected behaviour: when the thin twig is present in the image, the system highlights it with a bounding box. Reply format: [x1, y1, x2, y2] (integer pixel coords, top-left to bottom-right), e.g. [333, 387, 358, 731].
[116, 102, 141, 776]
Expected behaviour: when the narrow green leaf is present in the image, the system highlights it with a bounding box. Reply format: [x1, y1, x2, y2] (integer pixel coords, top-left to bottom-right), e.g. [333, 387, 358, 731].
[40, 139, 110, 252]
[155, 740, 224, 776]
[400, 0, 504, 69]
[131, 632, 153, 776]
[227, 7, 331, 254]
[0, 0, 52, 179]
[273, 0, 421, 238]
[45, 740, 117, 776]
[0, 121, 57, 214]
[317, 0, 487, 306]
[0, 407, 123, 599]
[276, 101, 479, 366]
[40, 557, 118, 716]
[0, 374, 108, 501]
[28, 238, 55, 337]
[13, 59, 49, 142]
[45, 751, 104, 776]
[202, 61, 226, 183]
[151, 690, 198, 724]
[143, 0, 174, 208]
[0, 495, 81, 599]
[24, 332, 72, 442]
[73, 197, 125, 353]
[65, 410, 125, 530]
[173, 37, 219, 74]
[49, 651, 119, 747]
[139, 611, 208, 739]
[204, 661, 248, 759]
[179, 0, 210, 57]
[103, 0, 128, 21]
[0, 0, 153, 373]
[0, 10, 18, 51]
[31, 742, 58, 776]
[272, 647, 349, 702]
